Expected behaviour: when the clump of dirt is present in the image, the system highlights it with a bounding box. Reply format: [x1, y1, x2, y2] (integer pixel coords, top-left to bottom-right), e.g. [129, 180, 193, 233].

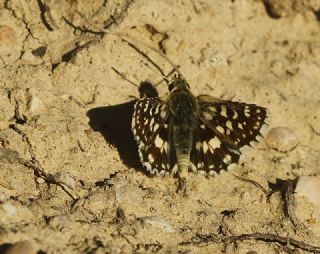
[0, 0, 320, 253]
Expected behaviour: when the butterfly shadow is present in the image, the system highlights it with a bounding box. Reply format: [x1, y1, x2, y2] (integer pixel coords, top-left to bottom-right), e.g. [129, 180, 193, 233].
[87, 100, 144, 173]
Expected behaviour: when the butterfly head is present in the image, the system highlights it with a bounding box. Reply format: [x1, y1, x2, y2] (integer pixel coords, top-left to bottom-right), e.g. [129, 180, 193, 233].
[168, 74, 190, 92]
[139, 81, 159, 98]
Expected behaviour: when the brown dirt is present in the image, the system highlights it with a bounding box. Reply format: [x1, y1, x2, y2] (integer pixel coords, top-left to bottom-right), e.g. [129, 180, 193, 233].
[0, 0, 320, 253]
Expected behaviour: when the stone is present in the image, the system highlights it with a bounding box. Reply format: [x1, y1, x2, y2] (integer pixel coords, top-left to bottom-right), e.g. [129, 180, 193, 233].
[295, 176, 320, 205]
[141, 216, 176, 233]
[0, 200, 34, 224]
[114, 181, 144, 204]
[265, 127, 299, 152]
[21, 51, 38, 63]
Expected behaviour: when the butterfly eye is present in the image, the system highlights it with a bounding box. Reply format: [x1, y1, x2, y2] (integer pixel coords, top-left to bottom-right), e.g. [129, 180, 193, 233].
[168, 83, 174, 91]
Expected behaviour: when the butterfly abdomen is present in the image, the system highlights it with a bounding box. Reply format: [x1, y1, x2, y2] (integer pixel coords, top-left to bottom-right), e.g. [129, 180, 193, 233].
[169, 90, 199, 176]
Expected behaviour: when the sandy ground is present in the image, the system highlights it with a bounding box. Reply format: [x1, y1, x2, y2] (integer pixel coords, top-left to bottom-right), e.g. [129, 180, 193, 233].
[0, 0, 320, 253]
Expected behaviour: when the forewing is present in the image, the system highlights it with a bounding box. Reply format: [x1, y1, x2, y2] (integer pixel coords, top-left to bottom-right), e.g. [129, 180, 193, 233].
[132, 98, 173, 175]
[197, 95, 268, 149]
[191, 94, 268, 174]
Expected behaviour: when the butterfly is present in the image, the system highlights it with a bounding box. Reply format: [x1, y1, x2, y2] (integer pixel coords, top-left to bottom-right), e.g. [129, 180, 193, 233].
[131, 73, 268, 178]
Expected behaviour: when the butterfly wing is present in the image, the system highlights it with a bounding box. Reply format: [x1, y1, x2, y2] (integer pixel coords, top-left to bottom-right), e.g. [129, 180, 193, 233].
[191, 95, 268, 174]
[197, 95, 268, 148]
[190, 124, 241, 175]
[132, 97, 175, 175]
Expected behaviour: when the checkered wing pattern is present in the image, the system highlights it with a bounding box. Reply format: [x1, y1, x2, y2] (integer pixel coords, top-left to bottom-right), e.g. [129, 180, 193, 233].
[190, 124, 241, 175]
[192, 95, 268, 174]
[132, 98, 173, 175]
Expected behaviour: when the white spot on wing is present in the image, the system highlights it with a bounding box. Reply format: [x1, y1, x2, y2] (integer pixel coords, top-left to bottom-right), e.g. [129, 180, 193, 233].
[216, 126, 224, 134]
[155, 135, 164, 148]
[203, 142, 209, 153]
[203, 112, 213, 121]
[154, 105, 160, 115]
[160, 106, 167, 119]
[143, 162, 152, 171]
[226, 120, 233, 130]
[161, 141, 168, 152]
[223, 154, 232, 164]
[148, 154, 154, 163]
[153, 123, 159, 132]
[208, 136, 221, 149]
[220, 107, 227, 117]
[244, 107, 250, 117]
[209, 106, 217, 112]
[232, 111, 238, 119]
[149, 117, 154, 127]
[253, 124, 260, 130]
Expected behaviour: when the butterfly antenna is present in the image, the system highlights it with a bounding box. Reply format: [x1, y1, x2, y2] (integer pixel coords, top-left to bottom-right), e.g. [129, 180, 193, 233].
[187, 66, 210, 81]
[154, 67, 178, 87]
[113, 32, 182, 76]
[141, 62, 171, 84]
[121, 38, 167, 79]
[111, 66, 139, 88]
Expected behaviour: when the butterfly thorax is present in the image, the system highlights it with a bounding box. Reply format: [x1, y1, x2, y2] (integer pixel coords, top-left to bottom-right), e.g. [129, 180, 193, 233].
[167, 79, 199, 177]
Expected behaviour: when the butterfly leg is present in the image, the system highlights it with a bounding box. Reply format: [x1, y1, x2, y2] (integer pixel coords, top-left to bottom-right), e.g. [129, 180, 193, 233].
[176, 153, 192, 196]
[176, 177, 187, 196]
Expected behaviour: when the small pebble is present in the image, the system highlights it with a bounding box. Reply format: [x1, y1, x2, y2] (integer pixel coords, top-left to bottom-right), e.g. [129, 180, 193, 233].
[28, 95, 44, 113]
[141, 216, 176, 233]
[86, 191, 112, 213]
[0, 200, 34, 223]
[2, 203, 17, 217]
[114, 182, 144, 203]
[21, 51, 39, 63]
[4, 240, 36, 254]
[295, 176, 320, 205]
[36, 177, 45, 184]
[265, 127, 298, 152]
